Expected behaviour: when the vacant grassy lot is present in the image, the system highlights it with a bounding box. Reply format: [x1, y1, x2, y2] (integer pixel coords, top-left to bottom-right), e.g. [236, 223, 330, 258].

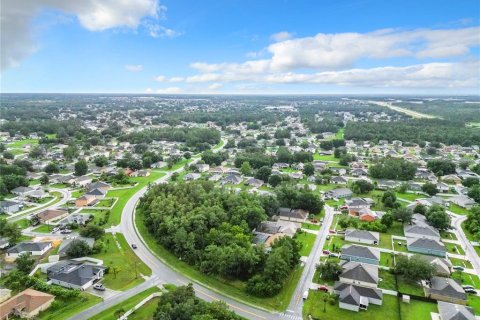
[90, 287, 161, 320]
[396, 276, 424, 296]
[468, 294, 480, 315]
[106, 171, 165, 226]
[449, 257, 474, 269]
[380, 252, 394, 268]
[92, 233, 151, 291]
[303, 291, 400, 320]
[135, 209, 301, 311]
[295, 232, 317, 256]
[399, 299, 438, 320]
[451, 271, 480, 288]
[302, 222, 320, 231]
[7, 138, 39, 148]
[448, 204, 470, 215]
[378, 269, 397, 291]
[38, 292, 101, 320]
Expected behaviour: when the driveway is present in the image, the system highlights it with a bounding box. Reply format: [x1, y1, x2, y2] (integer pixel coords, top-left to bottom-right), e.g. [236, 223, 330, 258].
[85, 285, 121, 300]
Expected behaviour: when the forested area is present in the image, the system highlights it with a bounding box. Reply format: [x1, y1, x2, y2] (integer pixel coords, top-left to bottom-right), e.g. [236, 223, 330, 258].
[138, 181, 301, 297]
[119, 127, 220, 149]
[397, 100, 480, 123]
[369, 158, 417, 180]
[344, 119, 480, 146]
[0, 161, 30, 198]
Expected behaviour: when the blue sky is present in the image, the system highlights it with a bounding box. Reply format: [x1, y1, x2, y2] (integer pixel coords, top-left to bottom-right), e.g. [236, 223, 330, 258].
[1, 0, 479, 94]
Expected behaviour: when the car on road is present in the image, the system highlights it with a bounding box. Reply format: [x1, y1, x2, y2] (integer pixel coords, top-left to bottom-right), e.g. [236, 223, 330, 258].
[452, 266, 465, 271]
[93, 283, 105, 291]
[303, 290, 309, 300]
[318, 285, 328, 292]
[131, 244, 138, 249]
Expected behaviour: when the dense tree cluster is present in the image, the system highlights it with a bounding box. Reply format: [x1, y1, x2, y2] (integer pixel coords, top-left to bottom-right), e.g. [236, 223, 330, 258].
[344, 119, 480, 146]
[369, 158, 417, 180]
[394, 255, 436, 282]
[464, 206, 480, 241]
[427, 159, 456, 176]
[275, 184, 324, 214]
[154, 284, 240, 320]
[0, 162, 29, 197]
[139, 181, 300, 297]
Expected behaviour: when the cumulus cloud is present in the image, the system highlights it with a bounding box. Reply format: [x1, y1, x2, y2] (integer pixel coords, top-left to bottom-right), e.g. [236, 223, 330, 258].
[1, 0, 177, 71]
[189, 27, 480, 74]
[125, 64, 143, 72]
[270, 31, 294, 42]
[154, 86, 182, 93]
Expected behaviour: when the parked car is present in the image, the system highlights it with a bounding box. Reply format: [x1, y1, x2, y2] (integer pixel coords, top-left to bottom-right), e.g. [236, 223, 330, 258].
[329, 230, 336, 234]
[336, 230, 346, 234]
[318, 285, 328, 292]
[465, 288, 477, 294]
[452, 266, 465, 271]
[61, 229, 72, 234]
[329, 253, 339, 258]
[52, 227, 59, 233]
[93, 283, 105, 291]
[323, 250, 331, 255]
[303, 290, 309, 300]
[462, 285, 475, 290]
[131, 244, 138, 249]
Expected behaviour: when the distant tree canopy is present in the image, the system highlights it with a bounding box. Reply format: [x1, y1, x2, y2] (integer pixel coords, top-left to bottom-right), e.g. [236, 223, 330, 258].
[344, 119, 480, 147]
[139, 181, 300, 297]
[119, 128, 221, 149]
[427, 159, 456, 176]
[369, 158, 417, 180]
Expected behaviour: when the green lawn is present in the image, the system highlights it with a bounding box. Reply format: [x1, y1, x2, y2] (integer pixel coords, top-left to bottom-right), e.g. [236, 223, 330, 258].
[105, 171, 165, 226]
[128, 296, 159, 320]
[380, 252, 394, 268]
[467, 294, 480, 315]
[7, 138, 39, 148]
[396, 192, 424, 202]
[80, 209, 109, 225]
[324, 235, 345, 253]
[440, 231, 457, 241]
[451, 271, 480, 288]
[399, 299, 438, 320]
[303, 291, 400, 320]
[378, 269, 397, 291]
[90, 287, 161, 320]
[135, 208, 300, 311]
[14, 218, 31, 229]
[449, 257, 474, 269]
[295, 232, 317, 256]
[71, 189, 84, 198]
[38, 292, 102, 320]
[448, 204, 470, 215]
[95, 198, 115, 208]
[379, 233, 393, 250]
[302, 222, 320, 231]
[445, 242, 465, 255]
[393, 240, 408, 253]
[386, 221, 405, 237]
[462, 221, 476, 242]
[396, 276, 424, 296]
[32, 224, 52, 233]
[91, 233, 151, 291]
[313, 154, 338, 162]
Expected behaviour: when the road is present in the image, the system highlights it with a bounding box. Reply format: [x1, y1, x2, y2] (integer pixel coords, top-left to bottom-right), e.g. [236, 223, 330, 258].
[286, 204, 335, 317]
[368, 100, 436, 119]
[452, 214, 480, 275]
[8, 188, 71, 222]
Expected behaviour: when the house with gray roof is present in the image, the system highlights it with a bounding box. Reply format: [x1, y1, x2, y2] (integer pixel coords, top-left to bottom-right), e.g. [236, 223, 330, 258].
[425, 277, 467, 305]
[6, 242, 52, 261]
[345, 229, 379, 245]
[47, 260, 106, 291]
[404, 224, 440, 240]
[448, 195, 476, 209]
[57, 213, 92, 226]
[437, 301, 474, 320]
[333, 282, 383, 312]
[339, 261, 378, 288]
[340, 245, 380, 265]
[0, 200, 21, 214]
[406, 237, 446, 257]
[276, 207, 309, 223]
[324, 188, 353, 200]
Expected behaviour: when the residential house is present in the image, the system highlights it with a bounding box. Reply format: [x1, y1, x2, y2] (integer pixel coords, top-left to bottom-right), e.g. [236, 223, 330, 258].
[338, 261, 379, 288]
[11, 186, 34, 196]
[441, 175, 462, 185]
[448, 195, 476, 209]
[151, 161, 168, 169]
[0, 237, 9, 249]
[437, 301, 474, 320]
[35, 209, 69, 224]
[0, 289, 54, 320]
[5, 241, 52, 261]
[47, 260, 106, 291]
[340, 245, 380, 265]
[331, 176, 348, 185]
[0, 200, 21, 214]
[419, 255, 452, 276]
[345, 229, 379, 245]
[324, 188, 353, 200]
[220, 174, 242, 185]
[244, 178, 263, 188]
[57, 213, 91, 226]
[351, 168, 368, 177]
[87, 181, 111, 192]
[75, 176, 93, 187]
[406, 237, 446, 257]
[85, 188, 107, 199]
[196, 164, 210, 173]
[184, 173, 201, 181]
[276, 207, 309, 223]
[425, 277, 467, 305]
[75, 195, 98, 207]
[437, 182, 450, 193]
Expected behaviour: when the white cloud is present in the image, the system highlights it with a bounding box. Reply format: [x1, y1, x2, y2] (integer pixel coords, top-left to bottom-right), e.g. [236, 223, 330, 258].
[125, 64, 143, 72]
[146, 24, 182, 38]
[208, 83, 223, 90]
[1, 0, 179, 71]
[155, 86, 182, 93]
[154, 75, 166, 82]
[270, 31, 294, 42]
[169, 76, 184, 82]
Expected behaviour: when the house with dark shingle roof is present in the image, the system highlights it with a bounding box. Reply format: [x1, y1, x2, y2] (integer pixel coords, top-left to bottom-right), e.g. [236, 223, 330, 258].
[437, 301, 474, 320]
[6, 241, 52, 261]
[406, 237, 446, 257]
[339, 261, 378, 288]
[47, 260, 106, 290]
[333, 282, 383, 312]
[345, 229, 379, 245]
[340, 245, 380, 265]
[425, 277, 467, 305]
